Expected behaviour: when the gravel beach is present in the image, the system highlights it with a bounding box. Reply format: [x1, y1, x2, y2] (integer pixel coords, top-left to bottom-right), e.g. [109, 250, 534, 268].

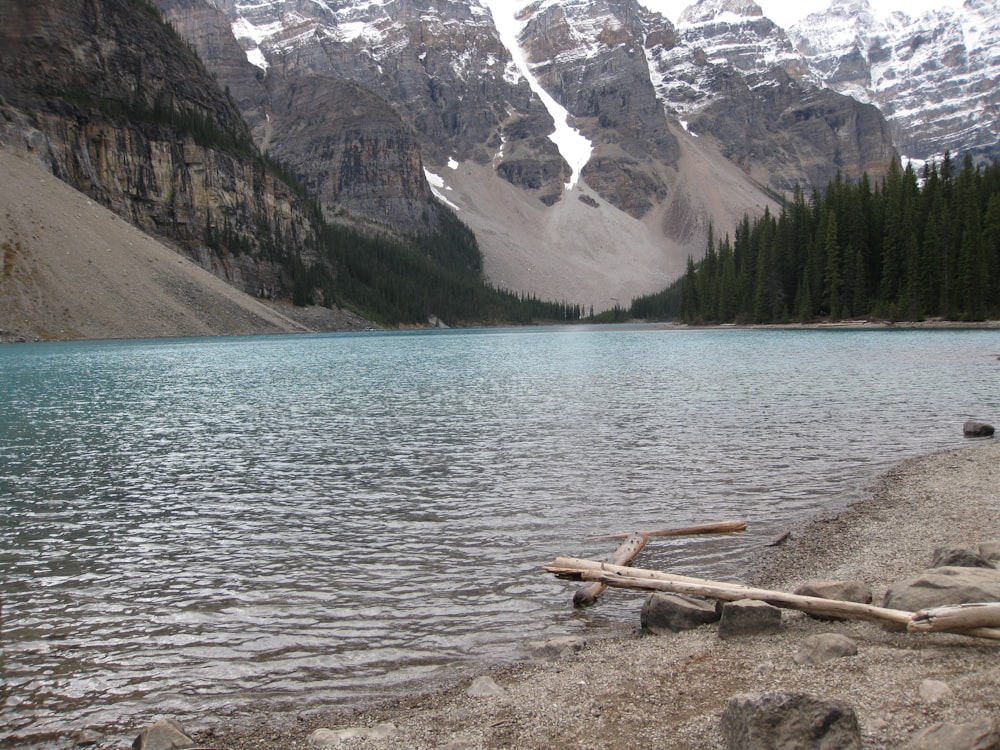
[194, 439, 1000, 750]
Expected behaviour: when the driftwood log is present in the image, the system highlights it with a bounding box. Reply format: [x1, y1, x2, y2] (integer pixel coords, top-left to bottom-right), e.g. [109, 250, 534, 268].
[546, 557, 1000, 641]
[909, 602, 1000, 633]
[585, 520, 746, 541]
[573, 533, 648, 607]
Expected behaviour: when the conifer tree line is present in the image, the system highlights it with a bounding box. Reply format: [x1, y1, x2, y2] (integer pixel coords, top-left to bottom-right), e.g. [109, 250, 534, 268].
[631, 154, 1000, 323]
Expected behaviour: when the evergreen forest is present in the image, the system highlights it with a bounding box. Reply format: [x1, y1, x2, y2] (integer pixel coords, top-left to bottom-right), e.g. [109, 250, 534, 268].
[631, 154, 1000, 324]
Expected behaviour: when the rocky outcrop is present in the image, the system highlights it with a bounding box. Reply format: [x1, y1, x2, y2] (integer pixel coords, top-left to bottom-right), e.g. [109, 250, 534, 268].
[0, 0, 322, 300]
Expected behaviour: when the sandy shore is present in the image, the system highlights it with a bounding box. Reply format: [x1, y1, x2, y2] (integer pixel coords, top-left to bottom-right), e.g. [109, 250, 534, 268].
[191, 439, 1000, 750]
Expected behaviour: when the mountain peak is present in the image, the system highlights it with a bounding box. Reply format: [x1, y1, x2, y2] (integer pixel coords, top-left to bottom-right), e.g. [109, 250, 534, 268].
[677, 0, 765, 25]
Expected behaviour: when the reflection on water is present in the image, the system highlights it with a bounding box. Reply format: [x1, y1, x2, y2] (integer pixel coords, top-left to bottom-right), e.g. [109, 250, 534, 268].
[2, 326, 999, 746]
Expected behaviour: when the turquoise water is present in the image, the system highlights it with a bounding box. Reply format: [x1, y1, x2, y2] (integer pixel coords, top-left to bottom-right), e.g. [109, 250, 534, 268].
[2, 326, 999, 746]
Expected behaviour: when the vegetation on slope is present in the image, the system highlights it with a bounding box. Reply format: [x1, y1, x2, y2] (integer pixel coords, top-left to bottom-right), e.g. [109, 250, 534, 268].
[632, 154, 1000, 323]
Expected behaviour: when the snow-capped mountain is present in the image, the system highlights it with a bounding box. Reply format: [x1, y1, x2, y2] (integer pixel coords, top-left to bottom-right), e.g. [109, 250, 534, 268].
[152, 0, 996, 309]
[789, 0, 1000, 163]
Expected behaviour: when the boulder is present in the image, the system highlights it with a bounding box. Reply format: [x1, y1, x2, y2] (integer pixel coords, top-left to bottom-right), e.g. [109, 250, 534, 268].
[309, 723, 397, 748]
[131, 718, 195, 750]
[641, 593, 721, 634]
[906, 719, 1000, 750]
[793, 580, 873, 619]
[721, 691, 862, 750]
[883, 566, 1000, 613]
[963, 421, 995, 437]
[793, 634, 858, 665]
[718, 599, 782, 639]
[931, 545, 995, 569]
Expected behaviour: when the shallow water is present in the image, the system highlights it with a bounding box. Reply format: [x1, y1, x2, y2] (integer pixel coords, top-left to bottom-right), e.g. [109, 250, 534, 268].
[2, 326, 999, 746]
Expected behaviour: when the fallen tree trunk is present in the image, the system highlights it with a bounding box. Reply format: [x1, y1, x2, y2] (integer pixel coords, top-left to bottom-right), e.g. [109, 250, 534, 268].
[573, 533, 648, 607]
[909, 602, 1000, 633]
[585, 520, 746, 541]
[546, 557, 1000, 641]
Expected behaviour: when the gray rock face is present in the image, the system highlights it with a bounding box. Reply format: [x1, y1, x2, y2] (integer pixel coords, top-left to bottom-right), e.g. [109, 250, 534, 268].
[906, 719, 1000, 750]
[721, 691, 862, 750]
[718, 599, 783, 639]
[931, 545, 995, 569]
[883, 566, 1000, 613]
[793, 633, 858, 665]
[641, 592, 721, 634]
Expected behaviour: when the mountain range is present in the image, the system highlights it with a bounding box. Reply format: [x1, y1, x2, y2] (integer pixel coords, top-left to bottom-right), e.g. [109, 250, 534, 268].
[0, 0, 996, 330]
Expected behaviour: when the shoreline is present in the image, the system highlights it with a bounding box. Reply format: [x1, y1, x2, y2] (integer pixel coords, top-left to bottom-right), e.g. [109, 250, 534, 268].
[4, 317, 1000, 345]
[194, 439, 1000, 750]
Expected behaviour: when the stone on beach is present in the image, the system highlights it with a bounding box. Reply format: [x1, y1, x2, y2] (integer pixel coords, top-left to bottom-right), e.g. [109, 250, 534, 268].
[793, 633, 858, 665]
[931, 545, 996, 569]
[793, 579, 873, 620]
[721, 691, 862, 750]
[467, 675, 506, 697]
[641, 592, 720, 634]
[309, 722, 397, 748]
[963, 421, 995, 437]
[131, 718, 195, 750]
[883, 566, 1000, 613]
[906, 718, 1000, 750]
[718, 599, 782, 639]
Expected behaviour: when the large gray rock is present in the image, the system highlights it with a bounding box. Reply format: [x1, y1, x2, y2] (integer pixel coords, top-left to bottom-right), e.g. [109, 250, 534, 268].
[931, 545, 995, 569]
[131, 718, 195, 750]
[883, 566, 1000, 613]
[906, 719, 1000, 750]
[794, 580, 873, 620]
[963, 421, 995, 438]
[721, 691, 862, 750]
[793, 634, 858, 665]
[641, 593, 721, 634]
[718, 599, 782, 640]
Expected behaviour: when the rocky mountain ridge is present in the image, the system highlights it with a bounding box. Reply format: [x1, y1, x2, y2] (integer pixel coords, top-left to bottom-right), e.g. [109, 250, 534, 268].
[158, 0, 903, 309]
[789, 0, 1000, 164]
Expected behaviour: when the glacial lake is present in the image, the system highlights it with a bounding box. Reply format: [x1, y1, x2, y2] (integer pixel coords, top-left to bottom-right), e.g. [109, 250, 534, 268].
[3, 325, 999, 747]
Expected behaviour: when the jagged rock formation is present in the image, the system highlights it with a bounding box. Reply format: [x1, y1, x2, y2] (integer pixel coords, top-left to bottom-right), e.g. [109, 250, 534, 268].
[789, 0, 1000, 164]
[0, 0, 322, 300]
[646, 0, 897, 191]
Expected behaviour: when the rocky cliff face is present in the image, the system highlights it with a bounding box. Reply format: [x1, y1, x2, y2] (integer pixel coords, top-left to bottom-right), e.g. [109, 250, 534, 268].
[645, 0, 896, 191]
[0, 0, 321, 300]
[789, 0, 1000, 164]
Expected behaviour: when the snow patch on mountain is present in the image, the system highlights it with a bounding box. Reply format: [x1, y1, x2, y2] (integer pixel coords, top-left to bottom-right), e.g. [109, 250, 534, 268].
[482, 0, 592, 190]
